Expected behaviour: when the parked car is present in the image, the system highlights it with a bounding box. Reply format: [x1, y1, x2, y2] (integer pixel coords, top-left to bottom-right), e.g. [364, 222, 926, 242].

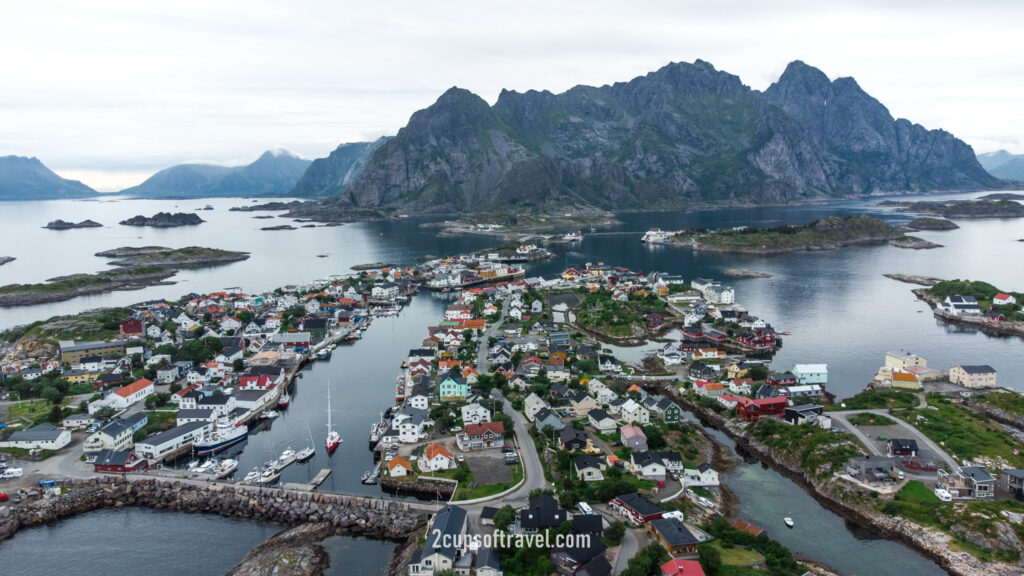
[578, 502, 593, 515]
[450, 426, 462, 433]
[897, 470, 905, 480]
[0, 493, 8, 502]
[610, 441, 622, 447]
[656, 480, 666, 488]
[457, 454, 465, 462]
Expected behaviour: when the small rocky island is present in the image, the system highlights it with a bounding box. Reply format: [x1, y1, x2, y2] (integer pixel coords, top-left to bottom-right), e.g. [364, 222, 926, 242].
[95, 246, 250, 268]
[260, 225, 296, 231]
[0, 246, 248, 307]
[43, 219, 103, 230]
[0, 256, 14, 267]
[119, 212, 205, 227]
[878, 198, 1024, 218]
[722, 268, 772, 278]
[678, 215, 905, 254]
[230, 200, 305, 212]
[905, 217, 959, 231]
[888, 235, 942, 249]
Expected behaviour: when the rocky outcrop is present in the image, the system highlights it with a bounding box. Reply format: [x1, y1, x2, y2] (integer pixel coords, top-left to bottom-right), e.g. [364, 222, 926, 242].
[889, 236, 942, 250]
[43, 219, 102, 230]
[0, 256, 13, 266]
[119, 212, 205, 227]
[905, 217, 959, 231]
[4, 478, 427, 543]
[95, 246, 250, 268]
[225, 523, 335, 576]
[290, 139, 388, 198]
[298, 59, 997, 218]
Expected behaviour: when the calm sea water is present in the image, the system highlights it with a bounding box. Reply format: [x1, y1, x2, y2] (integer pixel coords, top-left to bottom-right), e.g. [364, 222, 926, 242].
[0, 507, 393, 576]
[2, 192, 1021, 574]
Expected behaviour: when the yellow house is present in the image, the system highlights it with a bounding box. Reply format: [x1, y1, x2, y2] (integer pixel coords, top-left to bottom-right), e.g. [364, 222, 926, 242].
[65, 370, 100, 384]
[726, 362, 750, 379]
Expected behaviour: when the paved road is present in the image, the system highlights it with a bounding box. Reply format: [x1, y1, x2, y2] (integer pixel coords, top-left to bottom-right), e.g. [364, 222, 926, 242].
[477, 296, 510, 373]
[830, 408, 959, 471]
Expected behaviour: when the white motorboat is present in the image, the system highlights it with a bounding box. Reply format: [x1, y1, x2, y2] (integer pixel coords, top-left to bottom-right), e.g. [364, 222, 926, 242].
[216, 459, 239, 479]
[784, 517, 794, 528]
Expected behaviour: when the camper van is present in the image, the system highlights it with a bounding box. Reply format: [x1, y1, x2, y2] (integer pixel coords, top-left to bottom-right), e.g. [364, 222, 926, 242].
[1, 467, 24, 479]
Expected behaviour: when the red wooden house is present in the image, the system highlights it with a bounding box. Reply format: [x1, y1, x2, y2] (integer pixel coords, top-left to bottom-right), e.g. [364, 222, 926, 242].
[735, 396, 787, 422]
[120, 317, 144, 339]
[93, 449, 149, 474]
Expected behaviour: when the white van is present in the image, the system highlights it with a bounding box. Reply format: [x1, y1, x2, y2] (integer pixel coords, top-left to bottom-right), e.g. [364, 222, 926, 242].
[934, 488, 953, 502]
[577, 502, 593, 515]
[1, 467, 23, 479]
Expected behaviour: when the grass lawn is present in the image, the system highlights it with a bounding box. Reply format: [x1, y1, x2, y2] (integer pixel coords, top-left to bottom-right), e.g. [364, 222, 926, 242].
[67, 384, 96, 395]
[906, 394, 1024, 468]
[975, 392, 1024, 417]
[138, 410, 177, 436]
[748, 419, 863, 479]
[847, 412, 897, 426]
[6, 399, 56, 425]
[708, 541, 763, 566]
[826, 389, 918, 412]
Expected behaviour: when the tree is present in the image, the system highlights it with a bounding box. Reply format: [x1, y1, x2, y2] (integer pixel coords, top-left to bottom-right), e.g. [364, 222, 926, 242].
[95, 406, 116, 421]
[169, 382, 182, 394]
[698, 542, 722, 575]
[233, 358, 245, 372]
[145, 395, 160, 409]
[642, 425, 667, 450]
[78, 400, 88, 412]
[42, 385, 64, 406]
[48, 404, 64, 423]
[492, 505, 516, 532]
[621, 543, 669, 576]
[605, 520, 627, 545]
[749, 365, 768, 381]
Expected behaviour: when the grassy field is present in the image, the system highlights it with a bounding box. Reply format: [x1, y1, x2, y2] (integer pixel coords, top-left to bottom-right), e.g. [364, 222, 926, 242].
[847, 412, 897, 426]
[975, 391, 1024, 417]
[826, 389, 919, 412]
[5, 399, 55, 425]
[708, 541, 763, 566]
[906, 394, 1024, 469]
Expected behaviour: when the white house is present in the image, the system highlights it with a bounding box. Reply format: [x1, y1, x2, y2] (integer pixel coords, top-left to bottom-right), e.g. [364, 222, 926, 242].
[88, 378, 155, 414]
[942, 295, 981, 316]
[460, 402, 491, 425]
[793, 364, 828, 386]
[993, 293, 1017, 307]
[683, 462, 720, 487]
[619, 399, 650, 426]
[388, 457, 413, 477]
[0, 424, 71, 451]
[420, 443, 455, 472]
[524, 392, 549, 422]
[134, 421, 212, 461]
[588, 409, 617, 434]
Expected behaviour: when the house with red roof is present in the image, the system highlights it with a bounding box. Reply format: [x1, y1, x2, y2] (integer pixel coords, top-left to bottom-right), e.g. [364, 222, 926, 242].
[993, 293, 1017, 306]
[421, 442, 455, 472]
[735, 396, 787, 422]
[660, 559, 706, 576]
[89, 378, 154, 414]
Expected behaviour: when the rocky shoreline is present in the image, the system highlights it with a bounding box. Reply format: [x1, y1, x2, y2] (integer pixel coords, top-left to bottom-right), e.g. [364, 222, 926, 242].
[672, 394, 1020, 576]
[0, 256, 13, 267]
[0, 268, 178, 307]
[913, 288, 1024, 337]
[722, 268, 772, 279]
[888, 235, 942, 250]
[883, 273, 944, 286]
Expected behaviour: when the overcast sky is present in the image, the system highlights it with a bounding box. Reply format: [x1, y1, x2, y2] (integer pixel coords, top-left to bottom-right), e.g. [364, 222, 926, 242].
[2, 1, 1022, 191]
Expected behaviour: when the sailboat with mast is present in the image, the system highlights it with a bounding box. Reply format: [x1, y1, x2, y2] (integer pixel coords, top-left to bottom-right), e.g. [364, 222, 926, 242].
[325, 379, 342, 454]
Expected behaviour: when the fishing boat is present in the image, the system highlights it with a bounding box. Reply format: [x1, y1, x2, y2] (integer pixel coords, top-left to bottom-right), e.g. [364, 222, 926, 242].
[325, 379, 342, 454]
[784, 517, 794, 528]
[562, 230, 583, 242]
[242, 468, 261, 483]
[195, 418, 249, 456]
[216, 459, 239, 479]
[278, 391, 291, 409]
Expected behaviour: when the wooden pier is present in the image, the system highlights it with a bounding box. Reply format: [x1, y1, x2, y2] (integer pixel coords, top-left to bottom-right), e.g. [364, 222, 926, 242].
[281, 468, 332, 492]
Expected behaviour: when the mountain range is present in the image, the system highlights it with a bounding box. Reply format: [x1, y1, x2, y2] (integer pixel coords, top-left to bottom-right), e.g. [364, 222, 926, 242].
[306, 59, 998, 216]
[0, 156, 97, 200]
[119, 150, 311, 198]
[977, 150, 1024, 181]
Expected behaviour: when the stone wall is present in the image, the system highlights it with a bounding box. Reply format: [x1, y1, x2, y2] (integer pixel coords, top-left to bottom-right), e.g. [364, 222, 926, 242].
[1, 477, 427, 544]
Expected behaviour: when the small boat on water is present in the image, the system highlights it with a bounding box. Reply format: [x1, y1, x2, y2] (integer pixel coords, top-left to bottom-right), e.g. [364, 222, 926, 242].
[243, 468, 261, 483]
[295, 446, 315, 462]
[318, 348, 331, 359]
[258, 468, 282, 485]
[784, 517, 794, 528]
[562, 230, 583, 242]
[361, 470, 378, 484]
[260, 410, 280, 420]
[274, 448, 297, 471]
[325, 379, 342, 454]
[216, 459, 239, 479]
[195, 458, 218, 474]
[278, 391, 291, 409]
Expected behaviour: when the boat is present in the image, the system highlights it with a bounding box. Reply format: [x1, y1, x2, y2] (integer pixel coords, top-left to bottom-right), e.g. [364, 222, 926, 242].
[216, 459, 239, 479]
[318, 348, 331, 359]
[195, 419, 249, 456]
[641, 228, 672, 244]
[278, 391, 291, 409]
[368, 414, 387, 450]
[784, 517, 794, 528]
[260, 410, 280, 420]
[195, 458, 218, 474]
[295, 446, 315, 462]
[258, 468, 282, 485]
[361, 470, 379, 484]
[325, 379, 342, 454]
[562, 230, 583, 242]
[242, 468, 261, 483]
[186, 458, 202, 472]
[274, 448, 297, 471]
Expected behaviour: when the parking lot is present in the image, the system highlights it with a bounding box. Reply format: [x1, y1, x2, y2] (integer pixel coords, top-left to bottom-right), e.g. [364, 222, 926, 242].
[464, 449, 514, 485]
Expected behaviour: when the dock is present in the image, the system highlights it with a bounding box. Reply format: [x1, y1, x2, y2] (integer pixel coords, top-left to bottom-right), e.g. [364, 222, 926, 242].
[281, 469, 332, 492]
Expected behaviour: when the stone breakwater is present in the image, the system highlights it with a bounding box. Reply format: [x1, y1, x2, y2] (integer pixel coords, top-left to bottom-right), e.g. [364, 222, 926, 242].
[0, 477, 428, 544]
[670, 392, 1023, 576]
